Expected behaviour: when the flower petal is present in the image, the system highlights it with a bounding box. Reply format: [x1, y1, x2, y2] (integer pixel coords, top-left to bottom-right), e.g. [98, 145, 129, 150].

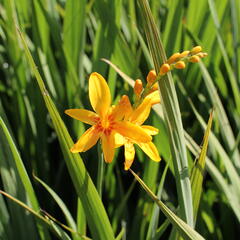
[110, 95, 133, 121]
[65, 109, 99, 125]
[114, 132, 125, 147]
[115, 121, 152, 143]
[101, 132, 115, 163]
[89, 72, 111, 117]
[137, 142, 161, 162]
[146, 90, 161, 105]
[71, 126, 101, 152]
[124, 141, 135, 170]
[128, 97, 152, 125]
[141, 125, 159, 135]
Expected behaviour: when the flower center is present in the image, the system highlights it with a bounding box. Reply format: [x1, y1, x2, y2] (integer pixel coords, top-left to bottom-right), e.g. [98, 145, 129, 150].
[96, 115, 115, 136]
[101, 117, 110, 128]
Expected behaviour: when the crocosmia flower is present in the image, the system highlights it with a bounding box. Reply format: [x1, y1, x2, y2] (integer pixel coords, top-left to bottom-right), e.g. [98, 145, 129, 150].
[65, 72, 152, 163]
[117, 92, 161, 170]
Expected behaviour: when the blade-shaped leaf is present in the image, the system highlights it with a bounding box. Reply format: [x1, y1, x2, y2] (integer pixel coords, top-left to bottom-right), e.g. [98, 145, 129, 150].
[188, 99, 240, 198]
[185, 132, 240, 223]
[17, 28, 115, 240]
[0, 191, 86, 240]
[0, 116, 50, 240]
[130, 170, 205, 240]
[33, 175, 81, 240]
[199, 61, 240, 172]
[137, 0, 193, 226]
[191, 112, 213, 223]
[146, 164, 169, 240]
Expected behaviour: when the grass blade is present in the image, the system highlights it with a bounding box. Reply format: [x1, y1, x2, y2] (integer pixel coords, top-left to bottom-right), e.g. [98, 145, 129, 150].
[230, 0, 240, 82]
[0, 190, 87, 240]
[189, 100, 240, 194]
[130, 170, 205, 240]
[146, 164, 169, 240]
[17, 27, 115, 240]
[191, 112, 213, 223]
[0, 116, 50, 239]
[185, 132, 240, 223]
[63, 0, 86, 99]
[33, 175, 81, 240]
[208, 0, 240, 113]
[137, 0, 193, 226]
[199, 61, 240, 171]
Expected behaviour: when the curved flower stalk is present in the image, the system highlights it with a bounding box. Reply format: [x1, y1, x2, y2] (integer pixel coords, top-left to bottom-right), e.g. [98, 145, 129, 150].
[65, 72, 151, 163]
[134, 46, 208, 108]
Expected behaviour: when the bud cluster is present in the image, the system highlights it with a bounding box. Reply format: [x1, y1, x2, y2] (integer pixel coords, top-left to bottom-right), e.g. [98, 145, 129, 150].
[159, 46, 207, 75]
[133, 46, 207, 107]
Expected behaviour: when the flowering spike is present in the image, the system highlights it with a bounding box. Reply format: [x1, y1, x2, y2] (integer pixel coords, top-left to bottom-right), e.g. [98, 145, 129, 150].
[146, 70, 157, 84]
[174, 61, 186, 69]
[160, 63, 170, 76]
[134, 79, 143, 97]
[191, 46, 202, 54]
[189, 55, 200, 63]
[167, 52, 181, 64]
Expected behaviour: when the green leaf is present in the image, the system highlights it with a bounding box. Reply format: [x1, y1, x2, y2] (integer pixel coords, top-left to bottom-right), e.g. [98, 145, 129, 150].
[33, 175, 81, 240]
[137, 0, 193, 226]
[146, 164, 169, 240]
[0, 116, 50, 240]
[199, 61, 240, 172]
[0, 190, 81, 240]
[185, 131, 240, 223]
[191, 112, 213, 223]
[189, 100, 240, 198]
[208, 0, 240, 113]
[130, 169, 205, 240]
[17, 28, 115, 240]
[63, 0, 86, 99]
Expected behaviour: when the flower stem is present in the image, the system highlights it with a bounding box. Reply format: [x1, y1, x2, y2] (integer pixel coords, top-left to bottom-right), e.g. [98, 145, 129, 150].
[97, 142, 105, 198]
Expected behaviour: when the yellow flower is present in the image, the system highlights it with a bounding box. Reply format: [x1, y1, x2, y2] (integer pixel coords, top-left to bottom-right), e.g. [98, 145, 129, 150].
[65, 72, 152, 163]
[115, 92, 161, 170]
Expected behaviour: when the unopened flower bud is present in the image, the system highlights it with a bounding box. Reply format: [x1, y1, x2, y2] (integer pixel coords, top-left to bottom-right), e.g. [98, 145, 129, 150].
[191, 46, 202, 54]
[167, 53, 181, 64]
[134, 79, 143, 97]
[147, 70, 157, 84]
[151, 83, 158, 91]
[179, 50, 190, 58]
[111, 95, 132, 120]
[119, 95, 129, 106]
[189, 56, 200, 63]
[159, 63, 170, 76]
[174, 61, 186, 69]
[197, 52, 208, 58]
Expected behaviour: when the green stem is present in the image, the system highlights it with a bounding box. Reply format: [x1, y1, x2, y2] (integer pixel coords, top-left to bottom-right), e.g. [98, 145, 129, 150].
[97, 143, 105, 198]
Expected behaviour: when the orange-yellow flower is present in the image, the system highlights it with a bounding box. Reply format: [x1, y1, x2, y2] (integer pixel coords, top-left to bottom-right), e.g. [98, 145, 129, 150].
[65, 72, 152, 163]
[115, 91, 161, 170]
